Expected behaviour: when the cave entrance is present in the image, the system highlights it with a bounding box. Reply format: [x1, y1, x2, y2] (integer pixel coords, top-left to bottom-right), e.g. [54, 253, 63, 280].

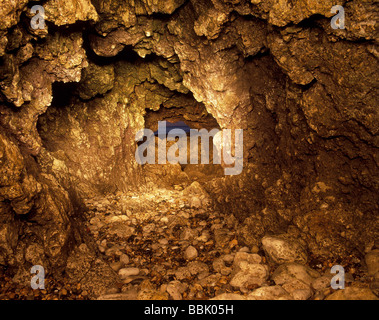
[143, 99, 224, 185]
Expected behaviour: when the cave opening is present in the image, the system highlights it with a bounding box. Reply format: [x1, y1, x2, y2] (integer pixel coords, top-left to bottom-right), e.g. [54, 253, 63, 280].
[142, 99, 225, 185]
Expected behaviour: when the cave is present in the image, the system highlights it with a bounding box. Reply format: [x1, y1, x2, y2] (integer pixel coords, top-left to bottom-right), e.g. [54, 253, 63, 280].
[0, 0, 378, 302]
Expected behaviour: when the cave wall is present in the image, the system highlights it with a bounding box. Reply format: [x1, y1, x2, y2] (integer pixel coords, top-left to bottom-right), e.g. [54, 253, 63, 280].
[0, 0, 378, 281]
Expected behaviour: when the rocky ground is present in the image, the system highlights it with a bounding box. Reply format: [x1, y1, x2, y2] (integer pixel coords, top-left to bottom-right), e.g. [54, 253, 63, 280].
[1, 182, 378, 300]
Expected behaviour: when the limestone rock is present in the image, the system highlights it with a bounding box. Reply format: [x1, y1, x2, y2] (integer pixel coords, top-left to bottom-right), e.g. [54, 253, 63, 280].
[326, 287, 379, 300]
[365, 249, 379, 276]
[262, 235, 308, 265]
[272, 263, 320, 300]
[248, 285, 293, 300]
[45, 0, 99, 26]
[77, 62, 115, 100]
[211, 293, 246, 300]
[230, 262, 269, 290]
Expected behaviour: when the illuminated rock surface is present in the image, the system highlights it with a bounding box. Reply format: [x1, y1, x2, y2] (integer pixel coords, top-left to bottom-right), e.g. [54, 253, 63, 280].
[0, 0, 378, 300]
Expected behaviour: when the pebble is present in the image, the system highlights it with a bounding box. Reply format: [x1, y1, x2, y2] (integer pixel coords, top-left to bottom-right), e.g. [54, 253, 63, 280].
[38, 187, 373, 302]
[110, 262, 123, 272]
[119, 268, 140, 279]
[184, 246, 198, 260]
[119, 254, 130, 266]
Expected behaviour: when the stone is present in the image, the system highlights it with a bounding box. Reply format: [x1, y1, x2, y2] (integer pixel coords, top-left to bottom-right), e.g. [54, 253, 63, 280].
[262, 235, 308, 264]
[184, 246, 198, 260]
[292, 288, 312, 300]
[118, 268, 140, 279]
[272, 263, 320, 300]
[233, 252, 262, 266]
[365, 249, 379, 276]
[45, 0, 99, 26]
[180, 228, 199, 241]
[248, 285, 293, 300]
[326, 287, 379, 300]
[312, 275, 333, 291]
[158, 238, 169, 245]
[166, 280, 188, 300]
[120, 254, 130, 266]
[198, 274, 222, 288]
[110, 261, 123, 272]
[105, 245, 122, 257]
[174, 267, 191, 281]
[230, 262, 269, 290]
[189, 196, 202, 208]
[213, 258, 232, 275]
[76, 62, 114, 100]
[187, 261, 209, 276]
[108, 224, 135, 239]
[97, 291, 138, 300]
[211, 293, 246, 300]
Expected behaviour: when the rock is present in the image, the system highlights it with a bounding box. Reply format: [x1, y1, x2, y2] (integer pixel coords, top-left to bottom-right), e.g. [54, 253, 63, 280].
[272, 263, 320, 300]
[365, 249, 379, 276]
[138, 289, 170, 300]
[211, 293, 246, 300]
[262, 235, 307, 264]
[213, 258, 232, 275]
[180, 228, 199, 241]
[292, 288, 312, 300]
[230, 262, 269, 290]
[158, 238, 169, 245]
[76, 62, 114, 100]
[370, 279, 379, 297]
[118, 268, 140, 279]
[326, 287, 379, 300]
[174, 267, 191, 281]
[167, 281, 188, 300]
[119, 254, 130, 266]
[198, 274, 222, 287]
[90, 217, 101, 225]
[248, 285, 293, 300]
[183, 181, 207, 197]
[222, 254, 235, 264]
[184, 246, 198, 260]
[108, 223, 135, 239]
[160, 217, 169, 224]
[97, 291, 138, 300]
[110, 261, 123, 272]
[189, 196, 202, 208]
[45, 0, 99, 26]
[251, 245, 260, 254]
[233, 252, 262, 266]
[188, 261, 209, 276]
[105, 245, 123, 257]
[214, 229, 233, 247]
[312, 275, 333, 291]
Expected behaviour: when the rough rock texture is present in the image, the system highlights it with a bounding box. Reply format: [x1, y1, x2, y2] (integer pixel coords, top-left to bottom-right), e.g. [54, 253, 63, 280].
[0, 0, 378, 295]
[262, 235, 308, 265]
[326, 287, 379, 300]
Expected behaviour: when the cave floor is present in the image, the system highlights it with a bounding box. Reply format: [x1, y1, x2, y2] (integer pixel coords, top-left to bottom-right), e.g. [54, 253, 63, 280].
[0, 184, 375, 300]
